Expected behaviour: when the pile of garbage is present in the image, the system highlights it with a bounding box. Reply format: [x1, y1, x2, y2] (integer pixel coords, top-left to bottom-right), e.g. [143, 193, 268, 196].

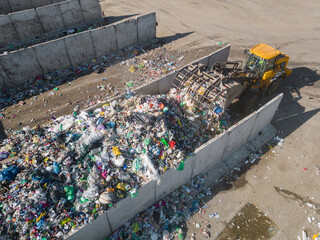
[0, 89, 228, 239]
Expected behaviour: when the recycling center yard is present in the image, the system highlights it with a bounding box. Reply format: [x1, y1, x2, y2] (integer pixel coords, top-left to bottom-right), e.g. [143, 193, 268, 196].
[0, 0, 320, 239]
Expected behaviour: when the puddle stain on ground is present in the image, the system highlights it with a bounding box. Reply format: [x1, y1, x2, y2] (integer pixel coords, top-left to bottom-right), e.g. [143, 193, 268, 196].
[217, 202, 277, 240]
[274, 186, 320, 212]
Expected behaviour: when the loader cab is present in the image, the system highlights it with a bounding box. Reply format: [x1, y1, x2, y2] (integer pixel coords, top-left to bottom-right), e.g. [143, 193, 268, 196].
[244, 43, 291, 84]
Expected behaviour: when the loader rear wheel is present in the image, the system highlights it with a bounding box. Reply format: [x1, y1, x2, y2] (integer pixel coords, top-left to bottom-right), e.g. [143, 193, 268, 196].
[239, 92, 258, 113]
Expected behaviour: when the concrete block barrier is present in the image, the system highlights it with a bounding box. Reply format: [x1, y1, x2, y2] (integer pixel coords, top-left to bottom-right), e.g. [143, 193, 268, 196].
[0, 0, 102, 48]
[58, 0, 84, 28]
[155, 156, 195, 201]
[64, 31, 95, 65]
[0, 0, 11, 15]
[0, 0, 66, 14]
[0, 15, 20, 48]
[33, 38, 70, 73]
[114, 18, 138, 50]
[67, 213, 112, 240]
[79, 0, 102, 22]
[192, 133, 228, 178]
[9, 0, 33, 12]
[158, 72, 176, 94]
[106, 180, 156, 231]
[0, 63, 9, 87]
[31, 0, 52, 8]
[137, 12, 156, 42]
[249, 93, 283, 139]
[207, 45, 231, 66]
[0, 13, 156, 87]
[10, 9, 43, 40]
[91, 25, 117, 57]
[222, 111, 258, 158]
[36, 3, 65, 32]
[0, 47, 43, 85]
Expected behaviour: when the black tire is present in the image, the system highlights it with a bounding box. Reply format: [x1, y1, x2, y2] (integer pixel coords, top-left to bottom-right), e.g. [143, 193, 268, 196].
[239, 92, 258, 113]
[267, 76, 284, 96]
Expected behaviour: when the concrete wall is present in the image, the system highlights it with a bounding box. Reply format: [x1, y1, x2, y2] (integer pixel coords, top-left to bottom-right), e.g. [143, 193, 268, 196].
[155, 156, 195, 201]
[0, 0, 11, 15]
[67, 213, 112, 240]
[91, 25, 118, 57]
[58, 0, 84, 28]
[192, 133, 228, 178]
[8, 0, 33, 12]
[66, 46, 283, 239]
[222, 112, 258, 158]
[10, 9, 43, 40]
[0, 0, 102, 48]
[33, 38, 70, 73]
[63, 31, 95, 65]
[79, 0, 102, 22]
[137, 12, 156, 42]
[114, 18, 138, 50]
[0, 14, 20, 47]
[107, 180, 156, 231]
[0, 47, 43, 85]
[0, 0, 65, 14]
[36, 3, 65, 33]
[249, 94, 283, 139]
[0, 13, 156, 88]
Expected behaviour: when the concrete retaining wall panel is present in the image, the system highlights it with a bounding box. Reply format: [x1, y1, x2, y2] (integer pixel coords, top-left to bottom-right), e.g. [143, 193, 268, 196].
[207, 45, 230, 66]
[0, 64, 10, 87]
[36, 4, 65, 32]
[31, 0, 52, 8]
[249, 93, 283, 139]
[64, 31, 95, 65]
[79, 0, 102, 22]
[222, 111, 258, 158]
[193, 56, 209, 65]
[0, 15, 20, 48]
[0, 48, 43, 84]
[137, 12, 156, 42]
[10, 9, 43, 40]
[8, 0, 33, 12]
[67, 213, 111, 240]
[222, 143, 251, 169]
[192, 133, 228, 178]
[155, 156, 195, 201]
[134, 80, 159, 95]
[114, 18, 138, 50]
[59, 0, 84, 28]
[158, 72, 176, 94]
[91, 25, 117, 57]
[0, 0, 11, 15]
[107, 180, 156, 231]
[33, 38, 70, 73]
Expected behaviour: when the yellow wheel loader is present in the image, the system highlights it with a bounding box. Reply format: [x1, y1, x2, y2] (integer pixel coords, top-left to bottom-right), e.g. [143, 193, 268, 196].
[172, 43, 291, 112]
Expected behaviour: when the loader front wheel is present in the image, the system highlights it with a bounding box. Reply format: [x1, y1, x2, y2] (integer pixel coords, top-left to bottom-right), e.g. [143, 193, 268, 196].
[239, 92, 258, 113]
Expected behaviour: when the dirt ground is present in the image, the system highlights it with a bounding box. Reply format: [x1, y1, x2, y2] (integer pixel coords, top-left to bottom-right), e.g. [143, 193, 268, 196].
[1, 0, 320, 239]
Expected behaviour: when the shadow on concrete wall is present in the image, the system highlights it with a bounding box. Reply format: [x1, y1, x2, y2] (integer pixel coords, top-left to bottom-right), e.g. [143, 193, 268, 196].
[0, 120, 7, 140]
